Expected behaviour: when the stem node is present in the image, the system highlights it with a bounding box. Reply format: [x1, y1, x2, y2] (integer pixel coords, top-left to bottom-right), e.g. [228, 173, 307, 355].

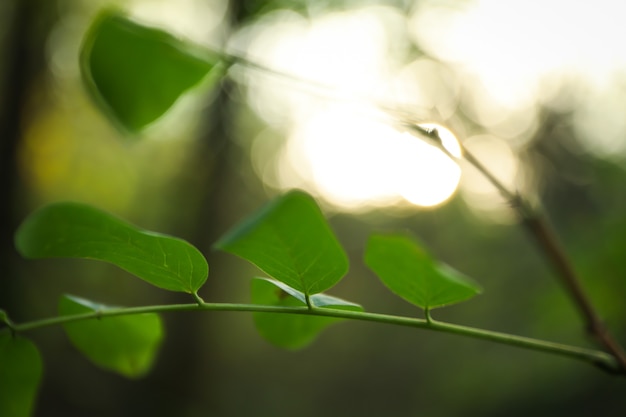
[192, 292, 205, 306]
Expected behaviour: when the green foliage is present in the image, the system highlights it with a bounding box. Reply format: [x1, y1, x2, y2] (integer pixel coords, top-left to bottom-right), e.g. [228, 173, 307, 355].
[365, 233, 481, 310]
[59, 295, 163, 378]
[81, 10, 222, 132]
[3, 6, 623, 415]
[15, 202, 208, 293]
[0, 334, 42, 417]
[251, 278, 363, 349]
[216, 190, 349, 296]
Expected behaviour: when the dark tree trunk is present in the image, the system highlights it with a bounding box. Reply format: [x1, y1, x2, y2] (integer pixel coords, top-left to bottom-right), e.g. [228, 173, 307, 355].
[0, 0, 57, 316]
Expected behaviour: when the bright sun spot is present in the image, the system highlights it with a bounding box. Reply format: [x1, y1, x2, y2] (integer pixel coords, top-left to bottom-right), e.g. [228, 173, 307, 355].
[235, 0, 626, 214]
[238, 6, 461, 210]
[276, 106, 461, 209]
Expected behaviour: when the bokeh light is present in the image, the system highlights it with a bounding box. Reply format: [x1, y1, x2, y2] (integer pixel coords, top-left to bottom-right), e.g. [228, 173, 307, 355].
[410, 0, 626, 158]
[237, 6, 462, 210]
[234, 0, 626, 215]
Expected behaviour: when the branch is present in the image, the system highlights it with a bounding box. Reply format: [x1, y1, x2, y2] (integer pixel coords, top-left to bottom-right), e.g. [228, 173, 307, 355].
[521, 212, 626, 370]
[2, 301, 620, 374]
[406, 125, 626, 373]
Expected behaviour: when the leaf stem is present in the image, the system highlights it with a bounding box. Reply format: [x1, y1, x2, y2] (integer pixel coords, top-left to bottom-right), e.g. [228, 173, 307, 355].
[5, 302, 621, 375]
[0, 310, 15, 337]
[192, 292, 205, 306]
[304, 294, 314, 310]
[424, 307, 433, 324]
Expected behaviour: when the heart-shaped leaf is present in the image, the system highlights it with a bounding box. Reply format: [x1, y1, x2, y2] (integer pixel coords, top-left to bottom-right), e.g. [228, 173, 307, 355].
[251, 278, 362, 349]
[215, 190, 349, 295]
[365, 233, 481, 310]
[0, 333, 42, 417]
[15, 202, 208, 293]
[59, 295, 163, 378]
[81, 10, 223, 132]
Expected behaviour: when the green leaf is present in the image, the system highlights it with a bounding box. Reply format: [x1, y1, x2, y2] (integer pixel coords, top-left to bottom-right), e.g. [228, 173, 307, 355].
[251, 278, 362, 350]
[15, 202, 208, 293]
[0, 333, 42, 417]
[365, 233, 481, 310]
[59, 295, 163, 378]
[81, 10, 223, 132]
[215, 190, 349, 295]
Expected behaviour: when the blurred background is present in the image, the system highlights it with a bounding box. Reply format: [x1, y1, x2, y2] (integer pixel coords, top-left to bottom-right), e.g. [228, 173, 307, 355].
[2, 0, 626, 415]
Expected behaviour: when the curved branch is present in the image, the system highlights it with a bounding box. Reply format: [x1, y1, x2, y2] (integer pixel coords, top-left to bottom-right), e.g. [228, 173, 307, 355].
[3, 301, 621, 375]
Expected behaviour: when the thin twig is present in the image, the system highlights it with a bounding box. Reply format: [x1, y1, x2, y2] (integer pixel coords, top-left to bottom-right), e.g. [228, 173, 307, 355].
[404, 124, 626, 373]
[522, 213, 626, 372]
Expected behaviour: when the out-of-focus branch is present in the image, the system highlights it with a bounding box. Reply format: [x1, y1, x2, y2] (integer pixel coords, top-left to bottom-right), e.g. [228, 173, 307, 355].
[406, 124, 626, 374]
[521, 212, 626, 373]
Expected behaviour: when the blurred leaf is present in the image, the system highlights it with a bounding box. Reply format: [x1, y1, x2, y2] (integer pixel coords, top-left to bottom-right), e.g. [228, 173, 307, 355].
[365, 233, 481, 310]
[215, 190, 349, 295]
[81, 10, 222, 132]
[0, 333, 42, 417]
[59, 295, 163, 378]
[251, 278, 362, 350]
[15, 202, 208, 293]
[0, 310, 8, 325]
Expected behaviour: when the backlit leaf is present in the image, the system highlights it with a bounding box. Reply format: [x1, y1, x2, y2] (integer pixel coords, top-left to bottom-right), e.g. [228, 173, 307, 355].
[215, 190, 349, 295]
[365, 233, 481, 310]
[81, 10, 223, 132]
[0, 333, 42, 417]
[251, 278, 362, 350]
[15, 202, 208, 293]
[59, 295, 163, 378]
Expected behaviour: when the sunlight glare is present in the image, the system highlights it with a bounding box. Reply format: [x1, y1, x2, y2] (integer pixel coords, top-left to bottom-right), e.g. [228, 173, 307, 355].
[273, 107, 461, 209]
[411, 0, 626, 106]
[241, 7, 461, 210]
[410, 0, 626, 155]
[396, 124, 461, 207]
